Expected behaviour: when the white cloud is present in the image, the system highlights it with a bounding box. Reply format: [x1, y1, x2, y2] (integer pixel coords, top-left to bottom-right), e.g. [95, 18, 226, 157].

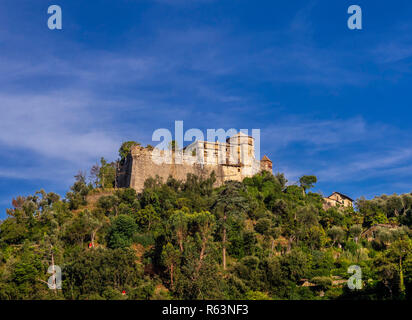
[0, 92, 119, 164]
[263, 116, 370, 150]
[259, 115, 412, 187]
[317, 148, 412, 182]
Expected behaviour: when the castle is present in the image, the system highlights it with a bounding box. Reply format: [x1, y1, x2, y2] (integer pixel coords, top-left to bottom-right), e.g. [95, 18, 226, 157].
[117, 132, 273, 192]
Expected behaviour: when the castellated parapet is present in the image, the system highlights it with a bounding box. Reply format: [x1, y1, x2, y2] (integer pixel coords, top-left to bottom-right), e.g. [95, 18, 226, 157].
[117, 132, 273, 192]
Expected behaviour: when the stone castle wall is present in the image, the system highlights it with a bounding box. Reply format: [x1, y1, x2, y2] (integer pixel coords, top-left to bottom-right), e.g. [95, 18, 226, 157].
[130, 147, 225, 191]
[117, 136, 272, 193]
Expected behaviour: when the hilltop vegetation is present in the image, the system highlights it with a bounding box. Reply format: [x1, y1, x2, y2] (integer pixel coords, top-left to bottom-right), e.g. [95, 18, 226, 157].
[0, 154, 411, 300]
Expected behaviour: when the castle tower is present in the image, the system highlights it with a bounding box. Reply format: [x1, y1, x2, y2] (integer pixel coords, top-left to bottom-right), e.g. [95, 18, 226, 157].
[260, 155, 273, 172]
[226, 132, 254, 166]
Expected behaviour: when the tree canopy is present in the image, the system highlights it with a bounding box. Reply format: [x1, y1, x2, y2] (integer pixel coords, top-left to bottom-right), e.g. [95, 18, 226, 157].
[0, 168, 411, 300]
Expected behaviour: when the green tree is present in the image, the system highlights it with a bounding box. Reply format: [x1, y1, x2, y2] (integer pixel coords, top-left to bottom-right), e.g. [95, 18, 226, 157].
[213, 181, 248, 270]
[299, 175, 317, 192]
[135, 205, 161, 232]
[64, 248, 143, 299]
[349, 224, 363, 243]
[191, 211, 216, 274]
[169, 210, 190, 252]
[107, 215, 137, 249]
[98, 157, 116, 188]
[161, 242, 181, 288]
[389, 239, 412, 296]
[119, 141, 140, 163]
[328, 226, 345, 246]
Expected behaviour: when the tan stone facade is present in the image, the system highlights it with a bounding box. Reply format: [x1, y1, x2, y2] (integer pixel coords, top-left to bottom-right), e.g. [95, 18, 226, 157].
[323, 192, 353, 210]
[117, 133, 273, 193]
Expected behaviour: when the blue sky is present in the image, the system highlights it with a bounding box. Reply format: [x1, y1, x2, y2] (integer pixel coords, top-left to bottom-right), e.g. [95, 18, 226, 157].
[1, 0, 412, 218]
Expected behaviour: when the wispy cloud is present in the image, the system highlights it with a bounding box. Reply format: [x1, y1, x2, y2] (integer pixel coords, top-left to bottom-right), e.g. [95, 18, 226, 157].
[263, 116, 370, 150]
[371, 22, 412, 64]
[260, 115, 412, 190]
[0, 91, 119, 164]
[317, 147, 412, 182]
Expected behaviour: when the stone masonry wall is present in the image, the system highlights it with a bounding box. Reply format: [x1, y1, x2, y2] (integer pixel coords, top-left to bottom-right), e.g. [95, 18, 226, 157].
[117, 141, 270, 193]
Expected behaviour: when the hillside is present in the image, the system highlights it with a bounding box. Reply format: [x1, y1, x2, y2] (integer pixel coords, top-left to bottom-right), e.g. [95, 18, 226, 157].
[0, 166, 411, 300]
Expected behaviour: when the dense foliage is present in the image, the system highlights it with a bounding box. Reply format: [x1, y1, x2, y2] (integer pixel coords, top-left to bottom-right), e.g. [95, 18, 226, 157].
[0, 167, 411, 300]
